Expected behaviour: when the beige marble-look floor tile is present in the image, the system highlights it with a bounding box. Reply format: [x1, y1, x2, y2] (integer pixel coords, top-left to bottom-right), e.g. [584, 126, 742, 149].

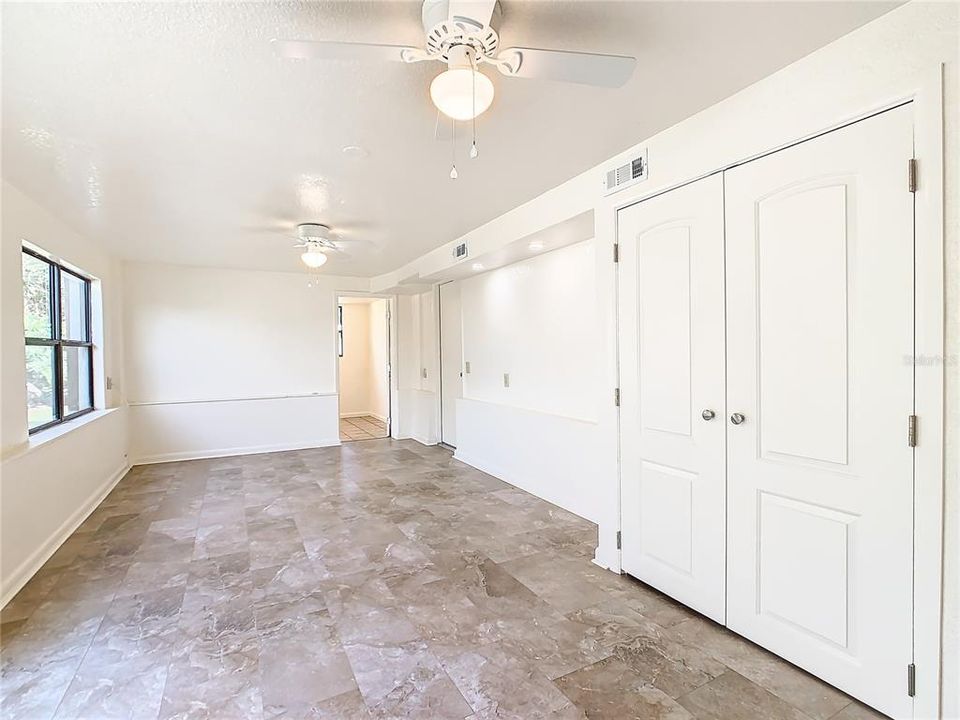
[86, 586, 186, 664]
[667, 616, 851, 719]
[828, 700, 890, 720]
[52, 650, 170, 720]
[555, 657, 694, 720]
[264, 688, 372, 719]
[0, 654, 84, 720]
[677, 670, 813, 720]
[343, 639, 473, 719]
[257, 611, 357, 717]
[434, 642, 585, 720]
[1, 440, 868, 720]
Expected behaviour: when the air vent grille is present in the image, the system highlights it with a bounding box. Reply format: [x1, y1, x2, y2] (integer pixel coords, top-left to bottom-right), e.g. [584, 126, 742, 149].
[603, 149, 648, 196]
[453, 243, 468, 259]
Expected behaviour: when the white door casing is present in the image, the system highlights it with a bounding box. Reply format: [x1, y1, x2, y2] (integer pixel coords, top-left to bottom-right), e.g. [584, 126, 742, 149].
[618, 172, 727, 623]
[724, 105, 914, 718]
[439, 281, 463, 447]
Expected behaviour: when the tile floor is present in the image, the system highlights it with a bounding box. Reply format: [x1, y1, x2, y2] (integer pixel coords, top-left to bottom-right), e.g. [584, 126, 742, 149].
[0, 439, 887, 720]
[339, 416, 389, 442]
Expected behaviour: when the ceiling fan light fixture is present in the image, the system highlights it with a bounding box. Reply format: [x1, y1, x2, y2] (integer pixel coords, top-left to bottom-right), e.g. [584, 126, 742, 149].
[301, 245, 329, 268]
[430, 68, 494, 121]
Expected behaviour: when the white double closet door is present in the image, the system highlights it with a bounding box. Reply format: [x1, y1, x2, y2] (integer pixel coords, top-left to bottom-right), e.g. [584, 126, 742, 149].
[618, 105, 915, 718]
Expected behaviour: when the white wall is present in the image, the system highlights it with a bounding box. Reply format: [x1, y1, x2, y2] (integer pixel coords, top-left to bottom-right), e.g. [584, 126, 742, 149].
[1, 180, 129, 604]
[124, 262, 366, 462]
[338, 301, 372, 417]
[453, 240, 603, 522]
[382, 4, 958, 713]
[460, 240, 597, 420]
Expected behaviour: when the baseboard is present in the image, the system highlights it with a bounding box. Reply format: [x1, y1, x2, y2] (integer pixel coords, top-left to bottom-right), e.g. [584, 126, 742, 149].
[1, 462, 130, 608]
[134, 438, 341, 466]
[452, 451, 505, 479]
[339, 412, 388, 422]
[454, 449, 597, 525]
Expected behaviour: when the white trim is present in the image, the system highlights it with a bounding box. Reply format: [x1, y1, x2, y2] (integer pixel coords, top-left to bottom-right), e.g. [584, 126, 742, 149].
[133, 438, 341, 466]
[0, 462, 129, 608]
[454, 449, 591, 524]
[339, 411, 388, 422]
[910, 65, 945, 720]
[128, 393, 336, 407]
[449, 396, 599, 426]
[2, 408, 120, 462]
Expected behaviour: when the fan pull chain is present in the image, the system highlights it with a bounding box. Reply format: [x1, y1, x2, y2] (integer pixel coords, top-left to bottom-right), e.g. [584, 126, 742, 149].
[470, 54, 479, 159]
[449, 118, 458, 180]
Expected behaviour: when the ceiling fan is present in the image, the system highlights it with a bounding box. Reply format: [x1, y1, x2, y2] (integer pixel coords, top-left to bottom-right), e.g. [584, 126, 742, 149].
[289, 223, 352, 268]
[272, 0, 637, 125]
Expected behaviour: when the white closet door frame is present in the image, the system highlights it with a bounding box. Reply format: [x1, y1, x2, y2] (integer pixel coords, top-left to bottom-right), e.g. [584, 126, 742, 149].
[612, 76, 944, 719]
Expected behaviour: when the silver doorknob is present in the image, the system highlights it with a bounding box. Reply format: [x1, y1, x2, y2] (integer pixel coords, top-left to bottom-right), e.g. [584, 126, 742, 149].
[701, 409, 716, 421]
[730, 413, 746, 425]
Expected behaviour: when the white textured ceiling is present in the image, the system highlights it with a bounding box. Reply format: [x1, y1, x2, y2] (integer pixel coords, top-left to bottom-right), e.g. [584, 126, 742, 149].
[2, 1, 898, 277]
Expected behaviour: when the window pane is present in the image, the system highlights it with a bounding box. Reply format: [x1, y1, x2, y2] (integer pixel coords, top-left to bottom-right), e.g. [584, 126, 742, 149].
[62, 346, 93, 415]
[22, 252, 52, 338]
[26, 344, 56, 429]
[61, 271, 88, 341]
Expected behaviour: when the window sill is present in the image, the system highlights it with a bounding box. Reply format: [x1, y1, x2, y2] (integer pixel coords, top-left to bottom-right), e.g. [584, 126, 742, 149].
[3, 408, 119, 462]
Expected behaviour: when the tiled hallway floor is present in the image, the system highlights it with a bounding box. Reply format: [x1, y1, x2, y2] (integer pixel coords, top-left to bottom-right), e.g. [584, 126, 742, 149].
[339, 416, 388, 442]
[0, 440, 885, 719]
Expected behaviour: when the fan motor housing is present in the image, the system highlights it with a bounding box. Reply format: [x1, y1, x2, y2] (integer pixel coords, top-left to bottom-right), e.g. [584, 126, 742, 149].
[421, 0, 502, 61]
[297, 223, 334, 244]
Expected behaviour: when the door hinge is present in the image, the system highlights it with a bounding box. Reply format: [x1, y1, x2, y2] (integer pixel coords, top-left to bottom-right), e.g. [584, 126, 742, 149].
[613, 243, 620, 263]
[908, 158, 917, 193]
[616, 530, 622, 549]
[614, 388, 621, 407]
[907, 663, 916, 697]
[908, 415, 918, 447]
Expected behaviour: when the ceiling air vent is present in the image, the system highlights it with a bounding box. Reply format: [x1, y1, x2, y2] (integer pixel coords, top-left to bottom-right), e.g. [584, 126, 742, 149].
[453, 243, 468, 259]
[603, 149, 648, 196]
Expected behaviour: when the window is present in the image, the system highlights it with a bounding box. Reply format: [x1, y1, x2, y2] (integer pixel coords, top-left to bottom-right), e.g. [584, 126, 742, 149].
[23, 247, 94, 433]
[337, 304, 344, 357]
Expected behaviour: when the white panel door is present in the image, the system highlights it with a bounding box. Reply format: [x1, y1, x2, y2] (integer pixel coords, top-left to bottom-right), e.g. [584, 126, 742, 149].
[725, 106, 914, 718]
[618, 173, 727, 623]
[439, 281, 463, 447]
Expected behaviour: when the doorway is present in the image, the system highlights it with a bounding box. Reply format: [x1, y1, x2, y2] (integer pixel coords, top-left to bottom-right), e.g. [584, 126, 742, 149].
[438, 281, 463, 448]
[337, 296, 391, 442]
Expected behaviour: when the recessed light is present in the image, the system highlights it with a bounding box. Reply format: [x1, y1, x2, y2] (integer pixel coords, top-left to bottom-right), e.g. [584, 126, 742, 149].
[529, 240, 544, 251]
[472, 262, 484, 271]
[342, 145, 368, 159]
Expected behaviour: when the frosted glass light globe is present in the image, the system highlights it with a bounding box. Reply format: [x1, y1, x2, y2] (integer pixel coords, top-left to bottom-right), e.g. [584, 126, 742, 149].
[301, 247, 328, 268]
[430, 69, 494, 121]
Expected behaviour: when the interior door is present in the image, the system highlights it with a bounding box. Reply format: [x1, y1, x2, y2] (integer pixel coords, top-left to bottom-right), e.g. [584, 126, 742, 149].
[618, 173, 727, 623]
[725, 105, 914, 718]
[439, 281, 463, 447]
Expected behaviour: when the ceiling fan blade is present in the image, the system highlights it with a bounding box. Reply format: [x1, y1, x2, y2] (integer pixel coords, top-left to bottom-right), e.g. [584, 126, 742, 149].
[271, 39, 425, 63]
[448, 0, 498, 28]
[494, 47, 636, 88]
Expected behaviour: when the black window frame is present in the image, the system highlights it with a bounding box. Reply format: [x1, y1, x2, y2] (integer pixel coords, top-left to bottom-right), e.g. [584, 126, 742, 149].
[337, 304, 344, 358]
[23, 246, 95, 434]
